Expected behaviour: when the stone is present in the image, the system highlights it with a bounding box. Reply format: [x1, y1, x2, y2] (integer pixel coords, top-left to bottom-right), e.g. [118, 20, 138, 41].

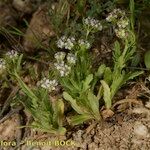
[12, 0, 41, 14]
[23, 3, 55, 52]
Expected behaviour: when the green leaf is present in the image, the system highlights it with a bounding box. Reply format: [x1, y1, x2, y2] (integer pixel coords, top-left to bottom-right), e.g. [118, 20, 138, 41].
[40, 89, 52, 113]
[113, 41, 121, 61]
[144, 50, 150, 69]
[63, 92, 84, 114]
[123, 71, 143, 84]
[87, 90, 100, 119]
[104, 67, 112, 85]
[8, 26, 24, 36]
[76, 0, 86, 14]
[82, 74, 93, 91]
[97, 85, 103, 100]
[16, 54, 23, 73]
[15, 73, 38, 107]
[57, 127, 66, 135]
[131, 53, 141, 67]
[95, 64, 106, 77]
[110, 74, 124, 99]
[61, 78, 76, 94]
[130, 0, 135, 31]
[101, 80, 112, 109]
[69, 78, 81, 91]
[29, 122, 65, 135]
[70, 114, 92, 125]
[53, 99, 64, 127]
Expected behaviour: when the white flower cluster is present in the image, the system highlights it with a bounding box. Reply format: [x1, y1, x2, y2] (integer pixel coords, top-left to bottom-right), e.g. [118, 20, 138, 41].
[0, 58, 6, 71]
[56, 36, 76, 50]
[106, 8, 125, 22]
[54, 52, 77, 77]
[114, 29, 126, 39]
[54, 52, 66, 62]
[117, 18, 129, 29]
[106, 8, 129, 39]
[115, 18, 129, 38]
[6, 50, 18, 59]
[37, 78, 58, 91]
[78, 39, 91, 49]
[83, 17, 102, 31]
[54, 61, 71, 77]
[67, 53, 77, 65]
[115, 19, 129, 39]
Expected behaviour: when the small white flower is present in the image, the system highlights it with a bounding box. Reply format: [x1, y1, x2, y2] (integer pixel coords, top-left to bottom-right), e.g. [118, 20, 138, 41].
[54, 61, 65, 70]
[117, 9, 126, 16]
[56, 36, 66, 49]
[106, 8, 126, 22]
[54, 61, 71, 77]
[0, 59, 6, 71]
[78, 39, 90, 49]
[6, 50, 18, 59]
[60, 70, 65, 77]
[115, 28, 126, 38]
[117, 18, 129, 28]
[67, 53, 77, 65]
[37, 78, 58, 92]
[56, 36, 76, 50]
[54, 52, 66, 62]
[83, 17, 102, 31]
[64, 37, 76, 50]
[113, 8, 125, 16]
[106, 13, 116, 22]
[113, 8, 120, 13]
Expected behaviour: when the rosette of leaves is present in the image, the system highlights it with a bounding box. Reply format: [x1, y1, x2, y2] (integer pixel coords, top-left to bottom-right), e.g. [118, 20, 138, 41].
[63, 74, 101, 125]
[98, 31, 143, 109]
[16, 75, 66, 134]
[61, 44, 101, 125]
[15, 74, 66, 135]
[11, 56, 66, 135]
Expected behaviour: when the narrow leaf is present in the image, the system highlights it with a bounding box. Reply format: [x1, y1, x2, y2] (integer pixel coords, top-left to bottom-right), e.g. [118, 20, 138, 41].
[15, 73, 38, 107]
[101, 80, 112, 109]
[144, 50, 150, 69]
[53, 99, 64, 127]
[82, 74, 93, 91]
[70, 114, 92, 125]
[63, 92, 84, 114]
[104, 67, 112, 85]
[123, 71, 143, 84]
[95, 64, 106, 77]
[87, 90, 100, 119]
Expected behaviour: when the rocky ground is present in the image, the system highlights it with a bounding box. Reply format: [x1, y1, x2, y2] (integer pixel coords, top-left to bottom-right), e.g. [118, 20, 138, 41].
[0, 1, 150, 150]
[1, 104, 150, 150]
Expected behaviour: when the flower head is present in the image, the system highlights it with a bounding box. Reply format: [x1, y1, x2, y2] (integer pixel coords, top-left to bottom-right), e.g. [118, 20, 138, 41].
[54, 52, 66, 62]
[54, 61, 71, 77]
[65, 37, 76, 50]
[67, 53, 77, 65]
[106, 8, 125, 22]
[56, 36, 76, 50]
[6, 50, 18, 59]
[78, 39, 91, 49]
[115, 28, 126, 39]
[37, 78, 58, 92]
[117, 18, 129, 29]
[56, 36, 66, 49]
[83, 17, 102, 31]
